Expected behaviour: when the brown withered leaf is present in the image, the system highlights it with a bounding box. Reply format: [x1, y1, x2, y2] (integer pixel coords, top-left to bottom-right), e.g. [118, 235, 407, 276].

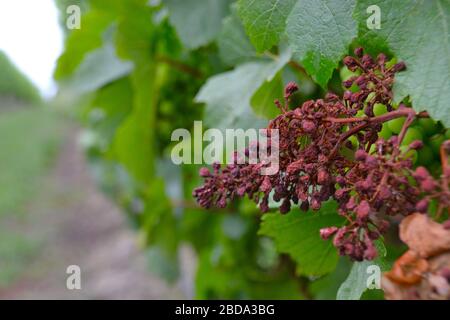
[384, 250, 428, 285]
[399, 213, 450, 258]
[382, 252, 450, 300]
[382, 213, 450, 300]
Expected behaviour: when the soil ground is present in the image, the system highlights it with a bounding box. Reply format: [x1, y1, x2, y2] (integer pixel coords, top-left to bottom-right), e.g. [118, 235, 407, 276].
[0, 127, 193, 299]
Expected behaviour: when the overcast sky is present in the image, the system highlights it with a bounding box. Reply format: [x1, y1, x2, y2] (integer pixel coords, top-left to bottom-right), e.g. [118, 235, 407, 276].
[0, 0, 64, 98]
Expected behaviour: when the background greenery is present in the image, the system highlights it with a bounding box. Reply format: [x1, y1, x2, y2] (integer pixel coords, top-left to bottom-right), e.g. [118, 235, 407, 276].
[0, 100, 67, 287]
[0, 51, 42, 106]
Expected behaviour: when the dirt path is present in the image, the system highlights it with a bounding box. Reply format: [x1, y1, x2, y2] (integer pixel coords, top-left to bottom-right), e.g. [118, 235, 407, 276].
[0, 128, 192, 299]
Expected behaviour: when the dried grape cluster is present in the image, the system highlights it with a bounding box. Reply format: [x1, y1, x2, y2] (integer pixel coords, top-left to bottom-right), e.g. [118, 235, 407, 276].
[193, 48, 450, 261]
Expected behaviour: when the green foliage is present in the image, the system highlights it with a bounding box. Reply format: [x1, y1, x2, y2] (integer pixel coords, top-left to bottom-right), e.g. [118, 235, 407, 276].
[87, 76, 133, 143]
[309, 258, 352, 299]
[113, 64, 159, 183]
[195, 46, 291, 129]
[0, 51, 41, 105]
[61, 43, 133, 94]
[336, 241, 388, 300]
[54, 7, 117, 79]
[218, 4, 256, 66]
[237, 0, 296, 52]
[237, 0, 357, 88]
[54, 0, 89, 35]
[165, 0, 232, 49]
[286, 0, 357, 88]
[195, 214, 301, 299]
[259, 201, 344, 276]
[354, 0, 450, 127]
[55, 0, 449, 300]
[250, 72, 284, 119]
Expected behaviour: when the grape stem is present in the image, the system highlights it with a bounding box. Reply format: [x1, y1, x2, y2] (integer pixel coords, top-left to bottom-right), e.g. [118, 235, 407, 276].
[393, 113, 415, 157]
[324, 108, 427, 124]
[440, 144, 449, 195]
[154, 55, 203, 79]
[327, 109, 428, 158]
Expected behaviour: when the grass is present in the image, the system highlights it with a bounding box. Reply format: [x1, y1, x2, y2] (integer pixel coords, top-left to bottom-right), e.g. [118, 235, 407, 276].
[0, 231, 37, 286]
[0, 106, 68, 286]
[0, 107, 66, 216]
[0, 51, 41, 105]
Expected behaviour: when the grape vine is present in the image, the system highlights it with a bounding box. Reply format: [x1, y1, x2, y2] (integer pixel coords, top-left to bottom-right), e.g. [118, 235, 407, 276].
[194, 48, 450, 262]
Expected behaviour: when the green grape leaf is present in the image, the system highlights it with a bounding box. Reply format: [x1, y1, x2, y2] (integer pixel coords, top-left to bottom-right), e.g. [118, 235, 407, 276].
[354, 0, 450, 127]
[141, 178, 179, 252]
[250, 71, 283, 119]
[259, 201, 345, 276]
[165, 0, 232, 49]
[88, 76, 133, 145]
[286, 0, 357, 88]
[62, 43, 133, 94]
[195, 47, 291, 130]
[196, 247, 301, 299]
[237, 0, 357, 87]
[194, 214, 302, 299]
[112, 61, 159, 185]
[146, 246, 180, 284]
[310, 258, 352, 300]
[336, 240, 389, 300]
[140, 178, 180, 283]
[113, 105, 154, 184]
[237, 0, 296, 52]
[113, 3, 163, 184]
[54, 10, 116, 79]
[218, 4, 257, 66]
